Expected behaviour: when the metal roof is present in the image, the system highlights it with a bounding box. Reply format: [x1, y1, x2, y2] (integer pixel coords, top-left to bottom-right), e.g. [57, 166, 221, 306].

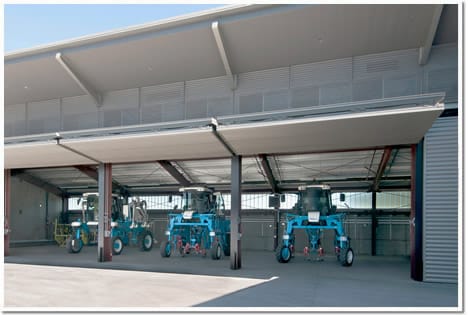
[5, 4, 450, 105]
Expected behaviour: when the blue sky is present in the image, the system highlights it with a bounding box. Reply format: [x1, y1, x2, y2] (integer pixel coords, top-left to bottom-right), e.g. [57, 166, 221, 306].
[4, 4, 224, 52]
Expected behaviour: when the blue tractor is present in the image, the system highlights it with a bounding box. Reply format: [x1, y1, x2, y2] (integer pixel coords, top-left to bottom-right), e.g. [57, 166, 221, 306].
[110, 196, 154, 255]
[160, 187, 230, 260]
[276, 185, 354, 267]
[66, 192, 122, 253]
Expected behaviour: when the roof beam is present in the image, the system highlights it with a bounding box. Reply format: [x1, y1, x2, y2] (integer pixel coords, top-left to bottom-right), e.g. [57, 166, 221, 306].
[12, 170, 66, 197]
[259, 154, 280, 194]
[418, 4, 444, 65]
[55, 52, 102, 106]
[211, 21, 237, 90]
[158, 160, 191, 187]
[73, 165, 128, 195]
[370, 147, 394, 192]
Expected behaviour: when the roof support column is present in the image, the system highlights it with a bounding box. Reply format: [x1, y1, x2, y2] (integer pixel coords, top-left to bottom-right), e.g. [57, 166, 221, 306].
[230, 155, 242, 270]
[98, 163, 112, 262]
[371, 191, 377, 256]
[411, 142, 424, 281]
[4, 169, 11, 256]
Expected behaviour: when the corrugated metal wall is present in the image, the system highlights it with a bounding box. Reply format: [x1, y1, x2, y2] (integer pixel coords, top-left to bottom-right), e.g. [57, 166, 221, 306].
[423, 116, 458, 283]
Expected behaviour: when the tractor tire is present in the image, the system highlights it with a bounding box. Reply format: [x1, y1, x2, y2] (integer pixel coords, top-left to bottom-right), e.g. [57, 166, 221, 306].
[139, 230, 153, 251]
[276, 245, 291, 263]
[112, 236, 124, 255]
[210, 241, 222, 260]
[339, 247, 354, 267]
[67, 237, 83, 254]
[223, 233, 231, 256]
[160, 241, 171, 258]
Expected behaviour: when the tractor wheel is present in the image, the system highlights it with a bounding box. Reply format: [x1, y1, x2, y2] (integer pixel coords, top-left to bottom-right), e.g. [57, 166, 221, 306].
[112, 236, 124, 255]
[139, 230, 153, 251]
[276, 245, 291, 263]
[210, 241, 222, 260]
[339, 247, 354, 267]
[67, 237, 83, 254]
[223, 233, 231, 256]
[160, 241, 171, 258]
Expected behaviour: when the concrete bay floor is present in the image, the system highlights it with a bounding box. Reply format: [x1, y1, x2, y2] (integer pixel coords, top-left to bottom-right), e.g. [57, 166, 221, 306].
[4, 245, 458, 309]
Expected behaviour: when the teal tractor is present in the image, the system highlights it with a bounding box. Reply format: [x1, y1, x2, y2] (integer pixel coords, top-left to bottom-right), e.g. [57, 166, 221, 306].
[110, 196, 154, 255]
[160, 187, 230, 260]
[276, 185, 354, 266]
[66, 192, 123, 253]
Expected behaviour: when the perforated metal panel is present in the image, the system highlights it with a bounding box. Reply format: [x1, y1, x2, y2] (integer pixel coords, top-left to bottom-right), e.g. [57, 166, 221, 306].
[353, 49, 419, 80]
[141, 83, 184, 124]
[237, 67, 289, 92]
[185, 77, 233, 118]
[185, 98, 207, 119]
[237, 93, 263, 114]
[423, 116, 458, 283]
[27, 99, 60, 134]
[62, 95, 99, 131]
[207, 96, 234, 117]
[291, 86, 319, 108]
[320, 83, 352, 105]
[426, 68, 457, 100]
[263, 89, 289, 111]
[101, 88, 139, 127]
[352, 78, 383, 101]
[384, 74, 421, 98]
[291, 58, 352, 88]
[5, 103, 26, 137]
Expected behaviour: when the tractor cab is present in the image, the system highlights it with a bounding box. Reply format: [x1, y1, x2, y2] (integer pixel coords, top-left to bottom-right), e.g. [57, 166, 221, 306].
[295, 185, 336, 217]
[179, 187, 221, 215]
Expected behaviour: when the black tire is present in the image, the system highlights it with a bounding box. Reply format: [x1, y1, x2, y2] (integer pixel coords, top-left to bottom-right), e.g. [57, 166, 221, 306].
[210, 241, 222, 260]
[339, 247, 354, 267]
[112, 236, 124, 255]
[160, 240, 171, 257]
[139, 230, 153, 251]
[67, 237, 82, 254]
[276, 245, 291, 263]
[223, 233, 231, 256]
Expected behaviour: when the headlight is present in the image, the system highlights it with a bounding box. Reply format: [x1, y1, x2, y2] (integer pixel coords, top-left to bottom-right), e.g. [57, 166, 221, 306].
[209, 231, 216, 237]
[111, 222, 118, 228]
[165, 231, 171, 236]
[283, 234, 290, 240]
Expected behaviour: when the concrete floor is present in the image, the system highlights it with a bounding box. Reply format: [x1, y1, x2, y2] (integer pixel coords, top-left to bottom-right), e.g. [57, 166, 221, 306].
[4, 245, 458, 309]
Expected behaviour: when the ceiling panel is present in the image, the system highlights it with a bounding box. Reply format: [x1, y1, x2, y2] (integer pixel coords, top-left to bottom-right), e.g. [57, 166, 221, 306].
[5, 142, 95, 169]
[220, 106, 443, 156]
[62, 128, 231, 164]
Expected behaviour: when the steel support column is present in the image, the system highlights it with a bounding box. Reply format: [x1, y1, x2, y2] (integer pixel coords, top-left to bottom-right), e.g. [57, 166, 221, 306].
[411, 142, 424, 281]
[371, 191, 377, 256]
[4, 169, 11, 256]
[230, 155, 242, 269]
[98, 163, 112, 262]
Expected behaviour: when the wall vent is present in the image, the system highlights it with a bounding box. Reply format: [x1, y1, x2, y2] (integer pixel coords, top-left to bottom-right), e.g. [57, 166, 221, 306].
[366, 59, 399, 73]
